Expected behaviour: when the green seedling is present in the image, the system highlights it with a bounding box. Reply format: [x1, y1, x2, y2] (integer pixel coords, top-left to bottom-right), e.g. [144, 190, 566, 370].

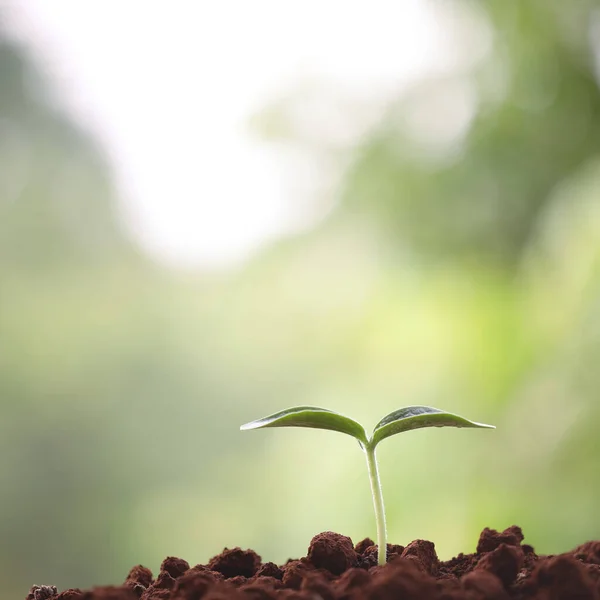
[241, 405, 494, 566]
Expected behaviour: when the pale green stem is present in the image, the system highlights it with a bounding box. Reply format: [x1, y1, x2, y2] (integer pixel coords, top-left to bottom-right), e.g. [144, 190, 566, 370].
[364, 444, 387, 566]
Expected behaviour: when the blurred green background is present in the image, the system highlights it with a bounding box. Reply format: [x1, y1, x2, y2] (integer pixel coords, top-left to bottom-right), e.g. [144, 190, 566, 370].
[2, 1, 600, 597]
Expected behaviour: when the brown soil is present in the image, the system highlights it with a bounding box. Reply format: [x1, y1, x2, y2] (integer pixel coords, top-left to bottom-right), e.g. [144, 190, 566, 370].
[26, 526, 600, 599]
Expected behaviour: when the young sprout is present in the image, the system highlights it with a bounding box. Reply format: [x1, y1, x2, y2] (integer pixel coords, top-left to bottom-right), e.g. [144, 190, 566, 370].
[241, 405, 494, 566]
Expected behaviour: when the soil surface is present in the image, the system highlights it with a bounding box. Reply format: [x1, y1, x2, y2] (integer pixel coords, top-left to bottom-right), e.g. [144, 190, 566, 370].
[26, 526, 600, 599]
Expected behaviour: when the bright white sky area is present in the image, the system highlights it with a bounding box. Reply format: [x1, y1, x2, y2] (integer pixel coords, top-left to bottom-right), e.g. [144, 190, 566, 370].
[4, 1, 478, 269]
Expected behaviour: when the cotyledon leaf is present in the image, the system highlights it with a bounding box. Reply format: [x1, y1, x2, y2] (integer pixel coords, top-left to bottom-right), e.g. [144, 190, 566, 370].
[371, 405, 495, 448]
[240, 406, 369, 446]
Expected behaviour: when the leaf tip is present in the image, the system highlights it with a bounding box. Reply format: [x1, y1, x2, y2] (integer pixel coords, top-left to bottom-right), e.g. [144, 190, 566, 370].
[477, 422, 496, 429]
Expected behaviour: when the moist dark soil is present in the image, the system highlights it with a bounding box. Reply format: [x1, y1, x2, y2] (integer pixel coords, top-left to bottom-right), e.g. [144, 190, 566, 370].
[27, 526, 600, 599]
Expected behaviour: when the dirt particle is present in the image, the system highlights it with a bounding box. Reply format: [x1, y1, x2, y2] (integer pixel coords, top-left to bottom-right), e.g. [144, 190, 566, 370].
[574, 541, 600, 565]
[170, 571, 216, 600]
[354, 538, 375, 554]
[160, 558, 189, 580]
[462, 570, 509, 600]
[386, 543, 404, 561]
[124, 566, 153, 589]
[300, 572, 335, 600]
[371, 558, 438, 598]
[56, 591, 82, 600]
[335, 567, 370, 593]
[208, 548, 262, 579]
[281, 561, 315, 590]
[307, 532, 356, 575]
[154, 572, 176, 591]
[358, 545, 379, 569]
[239, 581, 279, 600]
[477, 526, 524, 554]
[476, 543, 524, 587]
[441, 552, 476, 579]
[187, 581, 239, 599]
[248, 576, 282, 590]
[81, 586, 138, 599]
[531, 555, 596, 599]
[28, 585, 58, 600]
[255, 563, 282, 580]
[400, 539, 439, 576]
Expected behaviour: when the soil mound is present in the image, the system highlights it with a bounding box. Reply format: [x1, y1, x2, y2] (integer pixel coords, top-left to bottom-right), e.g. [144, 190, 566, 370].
[26, 526, 600, 599]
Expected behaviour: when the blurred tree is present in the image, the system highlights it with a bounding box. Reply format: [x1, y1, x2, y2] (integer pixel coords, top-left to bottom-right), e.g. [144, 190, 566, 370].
[340, 0, 600, 267]
[0, 23, 175, 597]
[253, 1, 600, 268]
[0, 33, 135, 271]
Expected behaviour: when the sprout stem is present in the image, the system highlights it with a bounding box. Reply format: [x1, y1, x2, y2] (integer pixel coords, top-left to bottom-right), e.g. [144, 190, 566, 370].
[364, 444, 387, 566]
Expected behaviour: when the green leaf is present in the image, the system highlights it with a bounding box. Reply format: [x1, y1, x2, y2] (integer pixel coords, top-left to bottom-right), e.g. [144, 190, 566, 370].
[240, 406, 369, 446]
[371, 405, 495, 448]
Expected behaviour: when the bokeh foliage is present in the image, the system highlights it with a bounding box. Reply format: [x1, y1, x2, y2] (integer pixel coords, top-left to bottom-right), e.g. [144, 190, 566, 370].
[1, 1, 600, 597]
